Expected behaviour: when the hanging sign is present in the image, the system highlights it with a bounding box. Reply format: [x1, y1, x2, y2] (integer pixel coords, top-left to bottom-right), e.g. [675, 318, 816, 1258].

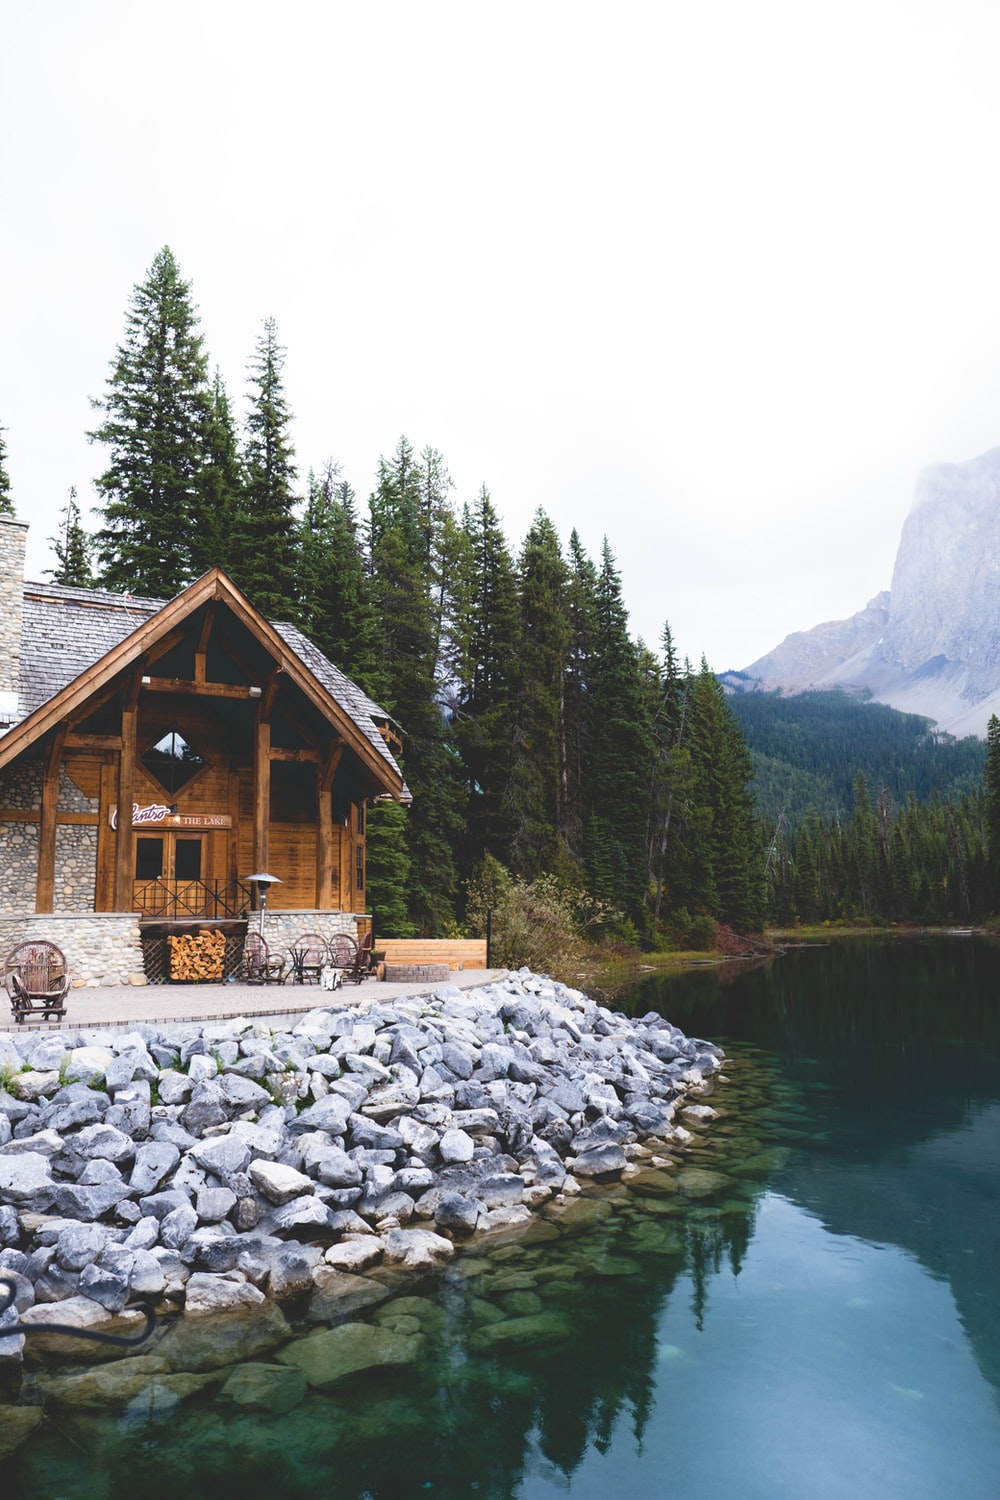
[109, 804, 232, 830]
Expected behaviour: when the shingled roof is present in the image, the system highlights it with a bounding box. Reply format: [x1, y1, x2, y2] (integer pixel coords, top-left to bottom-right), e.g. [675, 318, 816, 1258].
[11, 577, 408, 795]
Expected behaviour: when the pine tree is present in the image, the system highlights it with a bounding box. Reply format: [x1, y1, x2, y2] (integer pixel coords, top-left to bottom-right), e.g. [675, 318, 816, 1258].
[367, 438, 464, 933]
[229, 317, 299, 618]
[90, 246, 213, 597]
[583, 540, 654, 922]
[984, 714, 1000, 904]
[298, 461, 380, 691]
[190, 370, 243, 579]
[452, 487, 520, 875]
[687, 659, 764, 930]
[507, 511, 570, 879]
[0, 423, 13, 517]
[46, 488, 94, 587]
[560, 531, 598, 867]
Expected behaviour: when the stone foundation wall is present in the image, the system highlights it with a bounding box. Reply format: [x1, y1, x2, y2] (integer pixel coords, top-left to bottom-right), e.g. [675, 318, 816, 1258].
[0, 911, 366, 988]
[0, 914, 144, 988]
[250, 911, 359, 953]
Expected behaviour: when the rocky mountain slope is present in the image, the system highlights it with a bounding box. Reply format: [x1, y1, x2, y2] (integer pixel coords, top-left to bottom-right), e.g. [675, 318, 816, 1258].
[741, 445, 1000, 737]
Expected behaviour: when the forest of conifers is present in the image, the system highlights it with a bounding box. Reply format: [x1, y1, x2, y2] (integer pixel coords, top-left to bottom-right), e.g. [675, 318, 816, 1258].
[3, 246, 999, 941]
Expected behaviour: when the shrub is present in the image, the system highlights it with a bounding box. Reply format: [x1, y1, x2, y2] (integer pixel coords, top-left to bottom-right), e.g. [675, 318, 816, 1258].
[465, 856, 620, 979]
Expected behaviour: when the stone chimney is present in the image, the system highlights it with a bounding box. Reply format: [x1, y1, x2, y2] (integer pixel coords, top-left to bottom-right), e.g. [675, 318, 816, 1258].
[0, 517, 27, 727]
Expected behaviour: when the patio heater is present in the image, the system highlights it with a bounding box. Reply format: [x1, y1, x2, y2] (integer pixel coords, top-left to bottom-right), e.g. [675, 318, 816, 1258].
[245, 873, 281, 940]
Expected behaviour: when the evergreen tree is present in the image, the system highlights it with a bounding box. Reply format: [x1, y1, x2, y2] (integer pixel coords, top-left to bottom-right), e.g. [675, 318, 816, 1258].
[229, 317, 299, 618]
[0, 423, 13, 517]
[365, 800, 416, 937]
[298, 462, 381, 692]
[190, 370, 243, 579]
[687, 660, 764, 930]
[46, 487, 94, 587]
[583, 540, 654, 922]
[984, 714, 1000, 903]
[452, 488, 520, 876]
[90, 246, 213, 597]
[647, 635, 700, 923]
[367, 438, 464, 933]
[507, 510, 570, 879]
[560, 531, 598, 867]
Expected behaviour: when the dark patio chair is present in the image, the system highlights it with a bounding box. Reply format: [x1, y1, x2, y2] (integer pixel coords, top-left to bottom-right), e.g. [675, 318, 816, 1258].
[3, 941, 70, 1023]
[241, 931, 286, 985]
[288, 931, 329, 984]
[328, 932, 359, 982]
[345, 930, 375, 983]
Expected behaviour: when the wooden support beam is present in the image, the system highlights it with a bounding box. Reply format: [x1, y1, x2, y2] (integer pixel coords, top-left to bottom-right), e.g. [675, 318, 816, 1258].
[315, 744, 344, 909]
[36, 723, 69, 913]
[142, 677, 260, 700]
[65, 733, 122, 750]
[252, 679, 278, 878]
[112, 671, 143, 910]
[268, 746, 322, 763]
[194, 604, 215, 685]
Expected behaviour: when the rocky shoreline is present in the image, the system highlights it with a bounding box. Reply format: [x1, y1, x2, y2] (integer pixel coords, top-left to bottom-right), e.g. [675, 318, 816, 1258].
[0, 968, 724, 1375]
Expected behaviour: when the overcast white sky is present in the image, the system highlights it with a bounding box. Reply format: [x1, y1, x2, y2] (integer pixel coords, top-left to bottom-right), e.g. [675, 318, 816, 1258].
[4, 0, 1000, 671]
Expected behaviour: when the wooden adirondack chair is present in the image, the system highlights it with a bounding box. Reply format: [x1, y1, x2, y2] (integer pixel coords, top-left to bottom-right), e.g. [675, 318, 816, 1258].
[3, 941, 70, 1023]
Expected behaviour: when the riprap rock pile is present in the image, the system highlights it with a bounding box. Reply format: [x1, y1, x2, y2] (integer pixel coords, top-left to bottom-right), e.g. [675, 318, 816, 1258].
[0, 970, 723, 1362]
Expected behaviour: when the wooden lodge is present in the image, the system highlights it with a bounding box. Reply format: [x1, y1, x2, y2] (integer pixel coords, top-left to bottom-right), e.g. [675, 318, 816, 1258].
[0, 519, 409, 955]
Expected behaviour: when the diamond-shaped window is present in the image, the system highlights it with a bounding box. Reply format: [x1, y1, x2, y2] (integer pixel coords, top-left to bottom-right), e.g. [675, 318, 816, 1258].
[141, 731, 205, 795]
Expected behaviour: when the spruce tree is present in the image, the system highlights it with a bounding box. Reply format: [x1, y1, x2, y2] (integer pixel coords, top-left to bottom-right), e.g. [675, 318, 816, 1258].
[367, 438, 464, 933]
[687, 659, 764, 930]
[47, 488, 94, 587]
[90, 246, 213, 597]
[984, 714, 1000, 905]
[560, 531, 598, 867]
[452, 488, 520, 875]
[0, 423, 13, 517]
[190, 370, 243, 579]
[507, 511, 570, 879]
[583, 540, 654, 922]
[297, 461, 380, 692]
[229, 317, 299, 618]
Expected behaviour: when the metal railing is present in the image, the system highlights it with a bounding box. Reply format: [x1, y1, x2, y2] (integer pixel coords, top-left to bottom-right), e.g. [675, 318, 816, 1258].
[132, 879, 251, 919]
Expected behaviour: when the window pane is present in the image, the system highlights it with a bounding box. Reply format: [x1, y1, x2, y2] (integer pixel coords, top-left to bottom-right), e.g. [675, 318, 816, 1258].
[174, 839, 202, 881]
[135, 838, 164, 880]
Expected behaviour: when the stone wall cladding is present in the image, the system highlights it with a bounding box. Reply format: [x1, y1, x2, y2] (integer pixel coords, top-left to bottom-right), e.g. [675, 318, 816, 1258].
[53, 826, 98, 911]
[252, 912, 359, 954]
[0, 822, 40, 915]
[0, 758, 42, 811]
[0, 914, 143, 988]
[58, 766, 99, 814]
[0, 912, 364, 987]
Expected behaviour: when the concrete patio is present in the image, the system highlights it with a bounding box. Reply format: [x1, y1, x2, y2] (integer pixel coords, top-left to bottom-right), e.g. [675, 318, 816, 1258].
[0, 969, 507, 1035]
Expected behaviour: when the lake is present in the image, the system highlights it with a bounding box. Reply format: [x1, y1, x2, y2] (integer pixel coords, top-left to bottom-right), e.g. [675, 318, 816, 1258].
[5, 936, 1000, 1499]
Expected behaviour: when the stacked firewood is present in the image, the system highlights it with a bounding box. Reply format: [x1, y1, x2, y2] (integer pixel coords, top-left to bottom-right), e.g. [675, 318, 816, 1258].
[167, 929, 227, 981]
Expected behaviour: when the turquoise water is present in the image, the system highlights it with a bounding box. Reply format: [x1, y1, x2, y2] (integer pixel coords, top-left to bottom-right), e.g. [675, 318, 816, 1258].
[5, 937, 1000, 1498]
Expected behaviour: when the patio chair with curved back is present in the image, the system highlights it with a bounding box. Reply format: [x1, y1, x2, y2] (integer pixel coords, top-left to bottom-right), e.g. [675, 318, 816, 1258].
[288, 931, 329, 985]
[241, 931, 286, 985]
[3, 940, 70, 1023]
[328, 931, 358, 983]
[348, 930, 375, 983]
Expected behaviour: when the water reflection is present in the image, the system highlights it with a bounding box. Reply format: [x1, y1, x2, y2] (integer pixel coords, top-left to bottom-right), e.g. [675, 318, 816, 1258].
[5, 939, 1000, 1498]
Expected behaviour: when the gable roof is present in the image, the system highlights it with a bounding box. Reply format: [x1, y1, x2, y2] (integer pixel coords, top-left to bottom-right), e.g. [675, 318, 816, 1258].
[1, 570, 409, 798]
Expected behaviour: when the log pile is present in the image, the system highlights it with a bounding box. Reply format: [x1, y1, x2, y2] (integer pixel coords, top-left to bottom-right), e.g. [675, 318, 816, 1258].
[167, 929, 227, 981]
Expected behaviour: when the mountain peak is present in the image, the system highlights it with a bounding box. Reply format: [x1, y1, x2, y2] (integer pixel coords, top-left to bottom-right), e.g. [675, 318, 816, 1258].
[741, 444, 1000, 737]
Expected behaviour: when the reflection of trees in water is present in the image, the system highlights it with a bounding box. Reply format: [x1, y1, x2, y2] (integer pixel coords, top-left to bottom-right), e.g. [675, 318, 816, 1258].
[9, 1185, 768, 1500]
